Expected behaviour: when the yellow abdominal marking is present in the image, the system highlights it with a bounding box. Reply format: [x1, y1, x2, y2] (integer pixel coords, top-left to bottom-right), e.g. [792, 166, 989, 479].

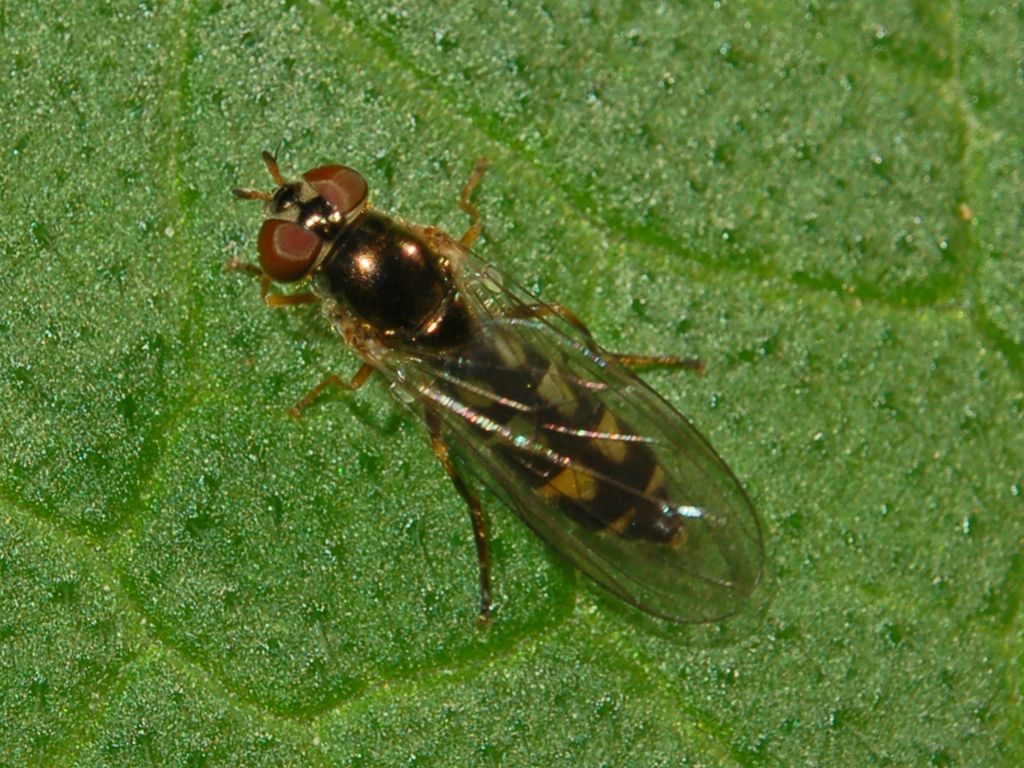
[606, 507, 638, 535]
[644, 465, 667, 496]
[594, 410, 628, 462]
[536, 364, 578, 416]
[541, 466, 598, 501]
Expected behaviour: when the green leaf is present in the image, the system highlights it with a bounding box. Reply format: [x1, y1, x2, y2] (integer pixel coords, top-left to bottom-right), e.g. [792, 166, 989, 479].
[2, 1, 1021, 765]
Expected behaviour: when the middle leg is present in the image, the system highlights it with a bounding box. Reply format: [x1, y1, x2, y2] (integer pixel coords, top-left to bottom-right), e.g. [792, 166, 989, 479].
[514, 302, 705, 373]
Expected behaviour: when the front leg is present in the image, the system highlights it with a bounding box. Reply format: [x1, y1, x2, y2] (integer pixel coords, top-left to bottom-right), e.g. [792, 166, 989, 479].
[226, 258, 318, 308]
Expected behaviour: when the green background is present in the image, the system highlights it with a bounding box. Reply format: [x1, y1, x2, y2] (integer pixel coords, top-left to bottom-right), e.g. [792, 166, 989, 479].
[2, 1, 1022, 765]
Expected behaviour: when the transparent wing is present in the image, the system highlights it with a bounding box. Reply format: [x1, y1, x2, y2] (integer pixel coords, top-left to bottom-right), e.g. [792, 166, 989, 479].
[378, 249, 764, 623]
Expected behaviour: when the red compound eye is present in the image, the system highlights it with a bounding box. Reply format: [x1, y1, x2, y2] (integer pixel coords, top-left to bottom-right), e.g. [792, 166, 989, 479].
[303, 165, 369, 218]
[257, 219, 321, 283]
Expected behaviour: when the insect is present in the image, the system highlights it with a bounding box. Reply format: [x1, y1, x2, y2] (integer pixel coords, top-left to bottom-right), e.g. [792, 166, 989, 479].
[231, 151, 764, 624]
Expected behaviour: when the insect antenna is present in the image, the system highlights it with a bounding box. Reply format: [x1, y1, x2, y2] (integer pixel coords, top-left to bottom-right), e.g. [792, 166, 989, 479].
[231, 187, 273, 201]
[261, 149, 287, 186]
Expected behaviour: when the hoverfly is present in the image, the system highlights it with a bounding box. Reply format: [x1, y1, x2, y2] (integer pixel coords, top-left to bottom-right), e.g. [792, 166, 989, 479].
[231, 151, 764, 624]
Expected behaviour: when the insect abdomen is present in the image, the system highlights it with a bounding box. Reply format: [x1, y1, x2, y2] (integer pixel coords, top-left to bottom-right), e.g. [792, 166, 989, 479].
[439, 331, 683, 545]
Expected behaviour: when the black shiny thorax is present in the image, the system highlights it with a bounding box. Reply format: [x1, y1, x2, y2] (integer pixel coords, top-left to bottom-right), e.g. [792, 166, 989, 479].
[314, 210, 473, 349]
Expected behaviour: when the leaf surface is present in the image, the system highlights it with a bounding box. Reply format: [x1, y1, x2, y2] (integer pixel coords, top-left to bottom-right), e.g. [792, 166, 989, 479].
[1, 2, 1021, 765]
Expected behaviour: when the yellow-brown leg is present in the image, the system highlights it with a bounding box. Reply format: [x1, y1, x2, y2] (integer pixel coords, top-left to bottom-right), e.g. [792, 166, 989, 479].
[429, 418, 493, 626]
[265, 292, 318, 308]
[458, 157, 491, 248]
[454, 159, 699, 372]
[289, 363, 375, 419]
[606, 352, 705, 373]
[517, 302, 705, 373]
[226, 258, 317, 307]
[225, 256, 264, 279]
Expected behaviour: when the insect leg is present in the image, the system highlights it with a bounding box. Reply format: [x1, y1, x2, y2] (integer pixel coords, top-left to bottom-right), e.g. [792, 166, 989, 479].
[513, 302, 705, 372]
[289, 363, 375, 418]
[458, 157, 491, 248]
[428, 418, 493, 626]
[606, 352, 705, 373]
[265, 293, 318, 308]
[225, 258, 318, 308]
[225, 257, 265, 278]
